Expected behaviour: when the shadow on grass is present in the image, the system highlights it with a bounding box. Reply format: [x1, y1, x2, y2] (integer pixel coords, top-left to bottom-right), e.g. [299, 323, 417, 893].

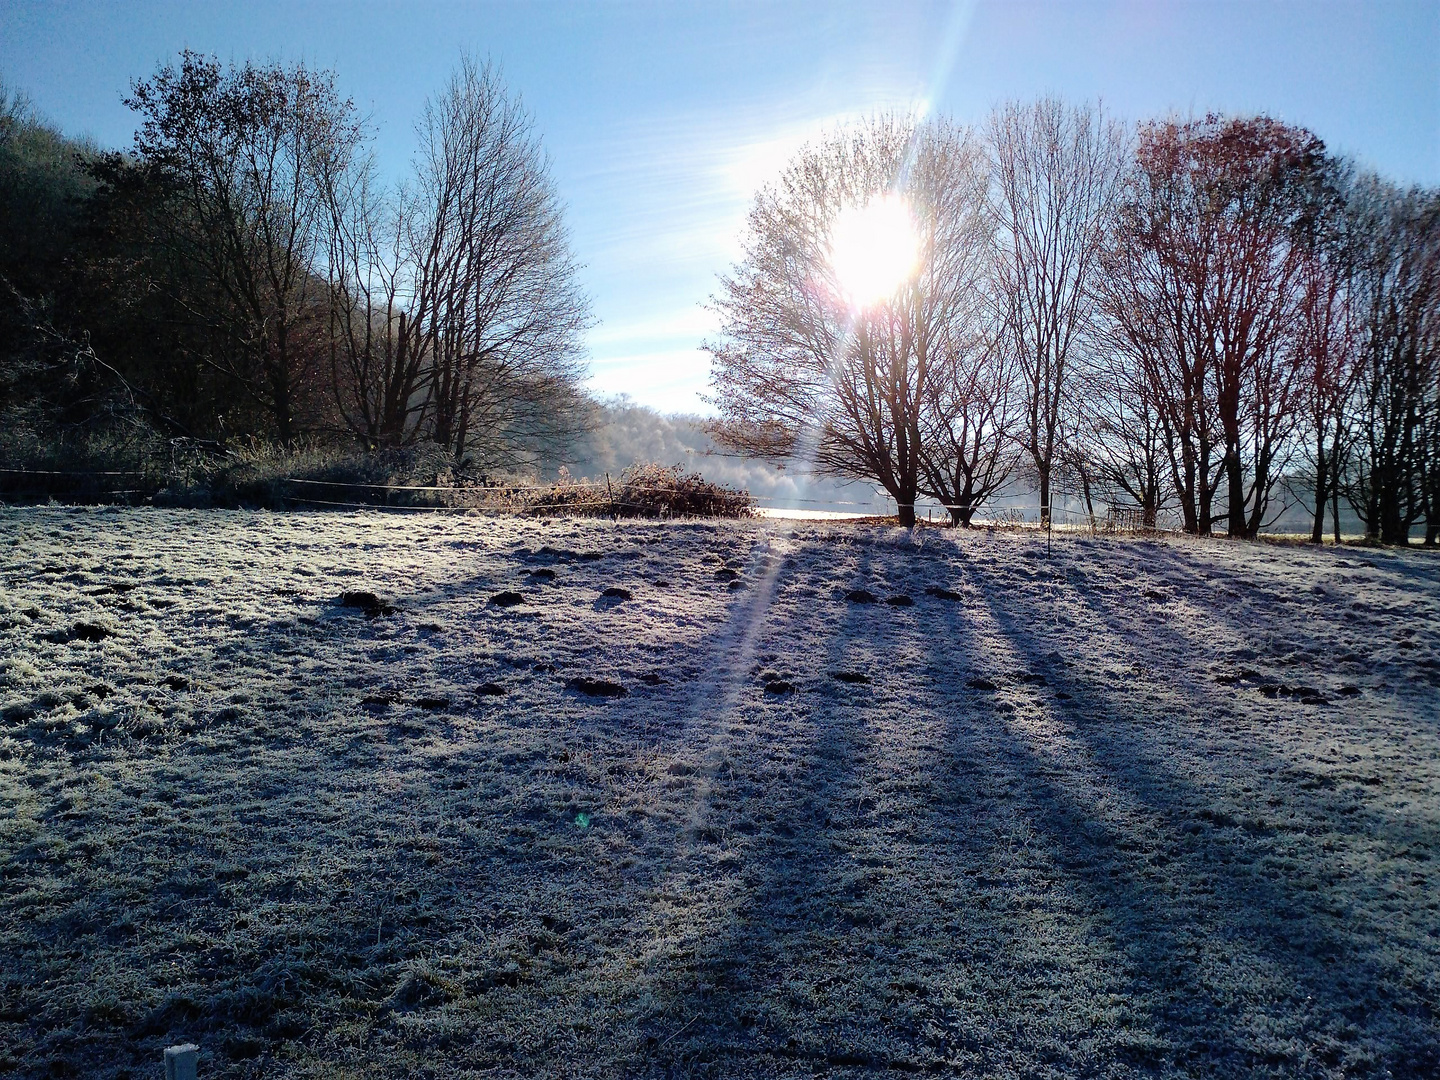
[2, 520, 1436, 1079]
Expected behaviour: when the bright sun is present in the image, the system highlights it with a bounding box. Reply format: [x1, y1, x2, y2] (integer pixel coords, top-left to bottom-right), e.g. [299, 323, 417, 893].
[827, 194, 922, 310]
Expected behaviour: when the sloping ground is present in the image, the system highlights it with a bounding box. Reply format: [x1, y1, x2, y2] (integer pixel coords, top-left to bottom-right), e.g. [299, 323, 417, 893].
[0, 507, 1437, 1080]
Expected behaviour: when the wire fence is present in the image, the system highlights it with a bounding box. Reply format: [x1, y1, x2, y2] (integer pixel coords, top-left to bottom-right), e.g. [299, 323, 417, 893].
[0, 466, 155, 504]
[0, 465, 1183, 533]
[276, 477, 1183, 533]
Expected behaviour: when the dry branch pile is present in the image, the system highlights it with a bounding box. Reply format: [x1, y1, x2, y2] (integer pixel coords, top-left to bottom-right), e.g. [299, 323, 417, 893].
[521, 463, 756, 519]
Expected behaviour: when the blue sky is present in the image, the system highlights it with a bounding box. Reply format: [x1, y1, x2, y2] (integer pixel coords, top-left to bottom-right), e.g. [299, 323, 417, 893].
[2, 1, 1436, 414]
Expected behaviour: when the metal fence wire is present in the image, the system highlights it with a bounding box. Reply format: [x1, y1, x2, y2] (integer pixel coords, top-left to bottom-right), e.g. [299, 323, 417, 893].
[0, 466, 1183, 531]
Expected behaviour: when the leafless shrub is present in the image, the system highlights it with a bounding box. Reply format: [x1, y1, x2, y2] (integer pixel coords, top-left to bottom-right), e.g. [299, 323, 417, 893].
[522, 463, 755, 519]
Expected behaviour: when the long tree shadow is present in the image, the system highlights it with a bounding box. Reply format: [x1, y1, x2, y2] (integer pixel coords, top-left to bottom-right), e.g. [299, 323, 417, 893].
[939, 545, 1440, 1077]
[0, 515, 811, 1078]
[617, 539, 899, 1075]
[607, 535, 1055, 1077]
[4, 515, 1436, 1080]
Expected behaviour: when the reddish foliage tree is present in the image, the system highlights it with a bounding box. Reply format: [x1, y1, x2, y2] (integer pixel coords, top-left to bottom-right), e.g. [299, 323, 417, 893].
[1099, 114, 1334, 537]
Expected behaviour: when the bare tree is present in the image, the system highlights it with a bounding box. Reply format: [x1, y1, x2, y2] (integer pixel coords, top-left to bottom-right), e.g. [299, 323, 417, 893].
[987, 99, 1126, 527]
[1344, 178, 1440, 544]
[1097, 115, 1331, 538]
[320, 58, 593, 469]
[322, 150, 424, 444]
[405, 58, 593, 469]
[1294, 237, 1361, 543]
[1072, 347, 1173, 528]
[126, 52, 362, 447]
[707, 116, 992, 527]
[918, 330, 1021, 525]
[1188, 117, 1328, 538]
[1097, 126, 1224, 535]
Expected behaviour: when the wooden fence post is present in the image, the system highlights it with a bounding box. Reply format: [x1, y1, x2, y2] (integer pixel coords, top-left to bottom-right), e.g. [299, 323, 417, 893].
[164, 1044, 199, 1079]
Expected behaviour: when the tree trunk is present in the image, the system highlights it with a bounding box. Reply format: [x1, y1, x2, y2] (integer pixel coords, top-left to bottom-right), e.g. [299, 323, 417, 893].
[1226, 447, 1247, 538]
[1038, 468, 1051, 529]
[1331, 475, 1342, 545]
[379, 314, 411, 444]
[271, 357, 294, 450]
[949, 503, 976, 527]
[1381, 493, 1407, 545]
[1177, 454, 1199, 534]
[1311, 439, 1327, 544]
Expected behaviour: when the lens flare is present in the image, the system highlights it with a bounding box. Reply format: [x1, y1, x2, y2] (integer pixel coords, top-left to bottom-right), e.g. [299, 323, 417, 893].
[827, 194, 921, 309]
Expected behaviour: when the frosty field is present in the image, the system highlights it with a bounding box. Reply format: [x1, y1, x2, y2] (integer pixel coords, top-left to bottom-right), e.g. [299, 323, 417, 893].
[1, 507, 1437, 1079]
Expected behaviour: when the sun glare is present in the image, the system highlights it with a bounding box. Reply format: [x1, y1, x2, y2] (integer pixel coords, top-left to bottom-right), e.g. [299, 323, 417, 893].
[827, 194, 921, 310]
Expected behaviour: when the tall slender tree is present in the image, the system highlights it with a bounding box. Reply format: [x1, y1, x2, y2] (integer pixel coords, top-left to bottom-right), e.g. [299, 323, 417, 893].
[987, 99, 1126, 527]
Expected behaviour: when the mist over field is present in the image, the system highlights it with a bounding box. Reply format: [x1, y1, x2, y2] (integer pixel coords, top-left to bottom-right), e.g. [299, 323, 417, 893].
[560, 400, 885, 515]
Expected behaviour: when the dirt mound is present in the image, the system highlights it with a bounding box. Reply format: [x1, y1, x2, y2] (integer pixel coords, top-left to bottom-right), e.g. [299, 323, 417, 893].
[567, 676, 627, 698]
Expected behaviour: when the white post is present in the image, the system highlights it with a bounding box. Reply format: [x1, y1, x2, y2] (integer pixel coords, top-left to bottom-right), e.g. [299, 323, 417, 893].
[164, 1044, 199, 1080]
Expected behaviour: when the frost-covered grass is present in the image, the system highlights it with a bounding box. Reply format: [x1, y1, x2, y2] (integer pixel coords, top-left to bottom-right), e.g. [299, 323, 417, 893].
[1, 506, 1437, 1079]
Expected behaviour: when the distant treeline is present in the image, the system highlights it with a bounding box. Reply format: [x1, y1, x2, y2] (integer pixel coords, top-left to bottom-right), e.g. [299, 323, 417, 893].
[4, 59, 1439, 541]
[707, 107, 1440, 542]
[0, 52, 591, 486]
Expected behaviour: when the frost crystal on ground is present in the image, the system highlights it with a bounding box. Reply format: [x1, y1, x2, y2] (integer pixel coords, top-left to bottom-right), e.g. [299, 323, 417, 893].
[1, 507, 1437, 1078]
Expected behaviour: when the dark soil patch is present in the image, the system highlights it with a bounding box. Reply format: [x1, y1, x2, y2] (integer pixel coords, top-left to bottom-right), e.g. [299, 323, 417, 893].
[832, 671, 871, 684]
[845, 589, 877, 604]
[567, 677, 627, 698]
[476, 682, 506, 697]
[714, 568, 739, 582]
[86, 583, 135, 596]
[46, 622, 112, 644]
[601, 587, 633, 600]
[886, 595, 914, 607]
[340, 591, 396, 618]
[764, 680, 795, 695]
[924, 586, 963, 601]
[489, 591, 525, 608]
[965, 677, 998, 691]
[415, 697, 450, 711]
